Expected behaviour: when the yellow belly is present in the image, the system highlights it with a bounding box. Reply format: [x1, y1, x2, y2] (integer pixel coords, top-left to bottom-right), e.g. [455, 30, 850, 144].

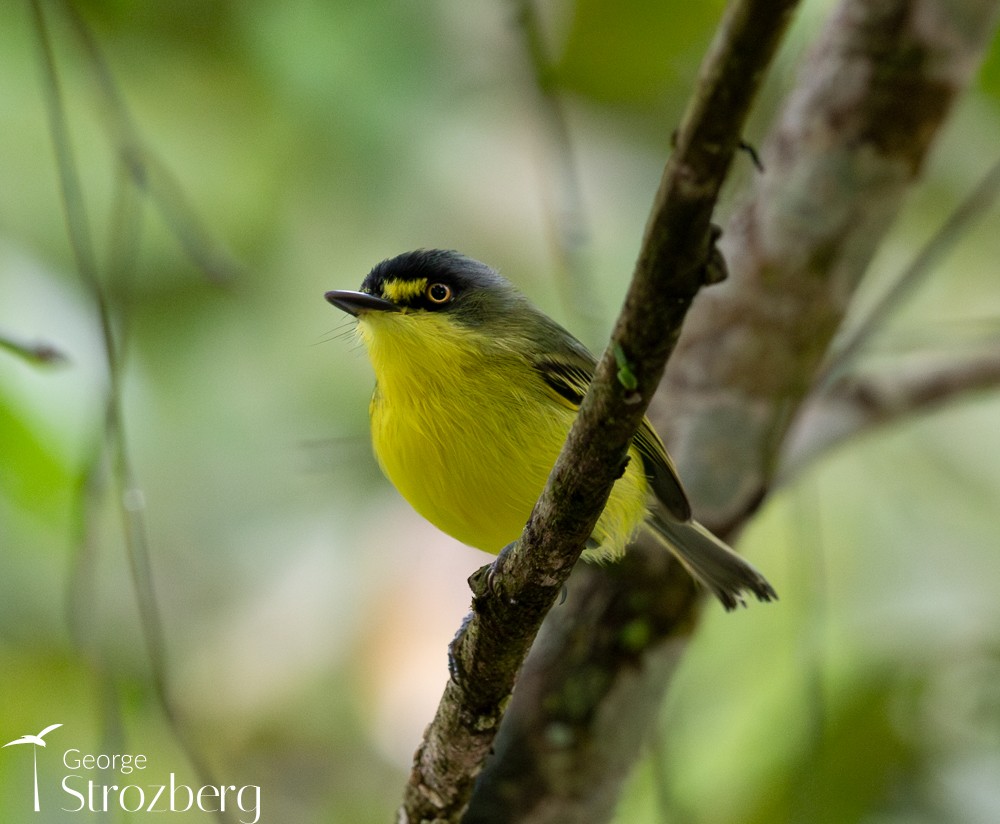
[366, 326, 648, 557]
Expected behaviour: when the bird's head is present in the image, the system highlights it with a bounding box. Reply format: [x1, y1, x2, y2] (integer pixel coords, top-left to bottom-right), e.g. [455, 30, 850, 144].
[325, 249, 528, 329]
[325, 250, 538, 373]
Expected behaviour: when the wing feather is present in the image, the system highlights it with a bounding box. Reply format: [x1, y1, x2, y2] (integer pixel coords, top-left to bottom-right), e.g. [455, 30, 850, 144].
[532, 355, 691, 521]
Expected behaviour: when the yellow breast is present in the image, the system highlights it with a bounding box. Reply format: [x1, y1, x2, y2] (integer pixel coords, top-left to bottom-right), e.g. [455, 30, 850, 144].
[358, 311, 648, 556]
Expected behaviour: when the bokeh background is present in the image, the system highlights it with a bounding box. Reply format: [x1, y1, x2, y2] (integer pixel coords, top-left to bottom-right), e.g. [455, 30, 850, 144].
[2, 1, 1000, 821]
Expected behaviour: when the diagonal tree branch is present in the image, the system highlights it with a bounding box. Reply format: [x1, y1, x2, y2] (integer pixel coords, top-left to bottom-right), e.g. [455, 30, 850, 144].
[814, 154, 1000, 391]
[467, 1, 1000, 821]
[399, 1, 801, 821]
[781, 149, 1000, 471]
[780, 345, 1000, 475]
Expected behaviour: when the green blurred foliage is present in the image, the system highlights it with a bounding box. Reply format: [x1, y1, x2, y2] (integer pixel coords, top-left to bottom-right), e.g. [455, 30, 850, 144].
[975, 10, 1000, 102]
[556, 0, 726, 105]
[0, 1, 998, 822]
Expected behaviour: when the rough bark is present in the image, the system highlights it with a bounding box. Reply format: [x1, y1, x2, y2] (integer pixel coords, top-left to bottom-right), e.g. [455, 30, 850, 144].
[465, 2, 1000, 822]
[399, 1, 801, 820]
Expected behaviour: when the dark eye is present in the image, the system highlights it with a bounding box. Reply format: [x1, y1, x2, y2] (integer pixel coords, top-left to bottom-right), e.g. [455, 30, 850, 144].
[426, 283, 453, 304]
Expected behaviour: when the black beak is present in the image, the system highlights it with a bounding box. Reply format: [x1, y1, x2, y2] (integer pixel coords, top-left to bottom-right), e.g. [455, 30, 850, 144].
[324, 290, 399, 316]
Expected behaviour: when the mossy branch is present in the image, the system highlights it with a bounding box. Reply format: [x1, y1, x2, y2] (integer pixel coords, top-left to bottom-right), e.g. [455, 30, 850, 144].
[398, 1, 801, 820]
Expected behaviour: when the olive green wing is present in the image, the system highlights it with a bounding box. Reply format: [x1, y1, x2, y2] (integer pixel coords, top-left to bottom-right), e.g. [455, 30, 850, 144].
[633, 413, 691, 522]
[532, 355, 691, 522]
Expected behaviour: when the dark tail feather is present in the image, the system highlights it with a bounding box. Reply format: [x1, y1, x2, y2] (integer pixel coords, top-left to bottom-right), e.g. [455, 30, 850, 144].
[647, 516, 777, 611]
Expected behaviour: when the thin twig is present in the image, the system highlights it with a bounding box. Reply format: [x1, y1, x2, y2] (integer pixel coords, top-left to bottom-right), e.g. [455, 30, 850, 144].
[30, 3, 229, 818]
[31, 0, 169, 695]
[818, 155, 1000, 388]
[58, 0, 242, 285]
[0, 332, 68, 365]
[514, 0, 603, 344]
[780, 346, 1000, 476]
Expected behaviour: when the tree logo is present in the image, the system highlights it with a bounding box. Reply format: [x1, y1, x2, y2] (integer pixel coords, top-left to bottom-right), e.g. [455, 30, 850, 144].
[3, 724, 63, 812]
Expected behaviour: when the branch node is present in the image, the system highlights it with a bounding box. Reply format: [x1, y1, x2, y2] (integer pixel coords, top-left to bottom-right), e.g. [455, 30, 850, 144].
[467, 563, 493, 600]
[738, 138, 765, 172]
[702, 223, 729, 285]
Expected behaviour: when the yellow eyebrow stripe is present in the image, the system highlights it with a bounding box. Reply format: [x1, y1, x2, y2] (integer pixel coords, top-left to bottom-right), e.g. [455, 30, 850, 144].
[382, 278, 427, 304]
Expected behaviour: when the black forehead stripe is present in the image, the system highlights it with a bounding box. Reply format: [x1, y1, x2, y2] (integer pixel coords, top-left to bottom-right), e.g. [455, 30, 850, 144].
[372, 250, 462, 282]
[360, 249, 505, 294]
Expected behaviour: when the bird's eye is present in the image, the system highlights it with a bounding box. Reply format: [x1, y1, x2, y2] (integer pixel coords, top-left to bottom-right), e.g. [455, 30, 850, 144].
[426, 283, 453, 304]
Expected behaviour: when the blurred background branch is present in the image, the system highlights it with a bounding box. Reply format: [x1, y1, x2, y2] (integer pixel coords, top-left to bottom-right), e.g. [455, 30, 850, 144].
[0, 332, 67, 365]
[28, 1, 238, 819]
[513, 0, 603, 345]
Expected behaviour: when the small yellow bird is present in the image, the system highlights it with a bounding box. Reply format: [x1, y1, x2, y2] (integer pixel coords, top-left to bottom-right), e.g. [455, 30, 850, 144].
[326, 250, 775, 609]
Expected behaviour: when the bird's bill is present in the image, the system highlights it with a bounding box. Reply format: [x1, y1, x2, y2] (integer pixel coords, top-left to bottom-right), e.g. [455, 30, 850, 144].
[324, 290, 399, 316]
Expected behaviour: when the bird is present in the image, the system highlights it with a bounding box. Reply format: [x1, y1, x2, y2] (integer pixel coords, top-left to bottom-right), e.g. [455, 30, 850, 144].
[325, 249, 776, 610]
[2, 724, 62, 748]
